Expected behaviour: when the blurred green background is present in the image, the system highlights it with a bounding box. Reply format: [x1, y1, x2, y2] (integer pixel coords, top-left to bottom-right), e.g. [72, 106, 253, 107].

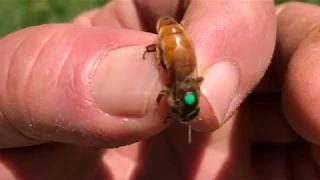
[0, 0, 107, 37]
[0, 0, 319, 37]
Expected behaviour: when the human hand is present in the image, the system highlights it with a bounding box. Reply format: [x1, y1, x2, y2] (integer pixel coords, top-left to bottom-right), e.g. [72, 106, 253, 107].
[0, 0, 292, 179]
[253, 2, 320, 179]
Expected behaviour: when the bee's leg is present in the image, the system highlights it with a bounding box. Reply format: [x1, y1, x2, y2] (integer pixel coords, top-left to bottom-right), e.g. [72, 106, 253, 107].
[156, 88, 170, 104]
[163, 111, 179, 124]
[156, 88, 173, 124]
[195, 77, 204, 95]
[163, 115, 172, 124]
[164, 110, 181, 123]
[143, 44, 157, 59]
[196, 77, 204, 84]
[186, 77, 203, 84]
[157, 44, 168, 72]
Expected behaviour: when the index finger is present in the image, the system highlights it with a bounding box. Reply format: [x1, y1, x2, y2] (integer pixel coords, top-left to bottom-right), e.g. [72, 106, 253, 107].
[275, 2, 320, 144]
[184, 0, 276, 131]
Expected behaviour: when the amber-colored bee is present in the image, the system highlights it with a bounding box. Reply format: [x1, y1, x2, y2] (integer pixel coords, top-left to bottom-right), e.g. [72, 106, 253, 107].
[143, 17, 203, 124]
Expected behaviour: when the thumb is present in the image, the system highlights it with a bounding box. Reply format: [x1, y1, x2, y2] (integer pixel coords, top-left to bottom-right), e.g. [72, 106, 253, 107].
[0, 24, 165, 148]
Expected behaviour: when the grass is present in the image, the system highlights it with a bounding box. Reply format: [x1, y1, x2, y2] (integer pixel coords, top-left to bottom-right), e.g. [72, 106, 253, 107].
[275, 0, 319, 4]
[0, 0, 319, 37]
[0, 0, 106, 37]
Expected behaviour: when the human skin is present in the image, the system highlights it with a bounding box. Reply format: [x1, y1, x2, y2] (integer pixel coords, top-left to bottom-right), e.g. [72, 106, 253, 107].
[0, 0, 319, 179]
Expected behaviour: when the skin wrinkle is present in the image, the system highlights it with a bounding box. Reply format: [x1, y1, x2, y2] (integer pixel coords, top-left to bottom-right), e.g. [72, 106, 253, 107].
[66, 54, 100, 118]
[3, 30, 54, 142]
[23, 29, 62, 141]
[0, 32, 29, 138]
[86, 51, 110, 112]
[52, 32, 74, 90]
[8, 25, 86, 142]
[0, 29, 37, 136]
[80, 50, 110, 108]
[4, 35, 27, 104]
[2, 25, 78, 143]
[1, 28, 35, 107]
[71, 53, 110, 115]
[85, 51, 106, 90]
[35, 27, 87, 142]
[56, 27, 104, 111]
[303, 25, 320, 46]
[0, 111, 42, 147]
[293, 22, 317, 49]
[63, 59, 104, 143]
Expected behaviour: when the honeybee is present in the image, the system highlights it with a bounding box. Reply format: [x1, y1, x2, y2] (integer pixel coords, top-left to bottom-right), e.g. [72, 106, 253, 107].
[143, 17, 203, 125]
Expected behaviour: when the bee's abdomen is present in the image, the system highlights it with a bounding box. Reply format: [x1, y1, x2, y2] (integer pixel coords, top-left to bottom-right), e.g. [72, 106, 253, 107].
[156, 17, 180, 32]
[157, 17, 184, 38]
[156, 17, 196, 81]
[158, 25, 184, 38]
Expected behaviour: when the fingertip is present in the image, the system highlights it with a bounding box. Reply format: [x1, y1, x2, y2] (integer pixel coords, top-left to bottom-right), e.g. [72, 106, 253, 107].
[275, 2, 320, 76]
[180, 1, 276, 132]
[282, 26, 320, 144]
[275, 2, 302, 16]
[72, 8, 101, 26]
[191, 61, 240, 132]
[276, 3, 320, 145]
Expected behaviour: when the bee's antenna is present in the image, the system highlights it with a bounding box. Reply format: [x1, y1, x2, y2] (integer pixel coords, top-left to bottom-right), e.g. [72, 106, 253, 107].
[188, 125, 192, 144]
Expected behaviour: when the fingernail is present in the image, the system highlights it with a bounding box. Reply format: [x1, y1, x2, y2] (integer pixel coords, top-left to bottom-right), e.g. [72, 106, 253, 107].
[201, 61, 240, 123]
[90, 46, 160, 117]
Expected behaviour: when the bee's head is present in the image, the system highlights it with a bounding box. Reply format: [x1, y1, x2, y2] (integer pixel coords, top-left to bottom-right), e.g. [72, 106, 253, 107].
[173, 79, 201, 124]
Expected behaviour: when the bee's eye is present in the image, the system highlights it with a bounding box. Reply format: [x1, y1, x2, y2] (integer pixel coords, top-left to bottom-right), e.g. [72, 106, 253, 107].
[184, 92, 196, 105]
